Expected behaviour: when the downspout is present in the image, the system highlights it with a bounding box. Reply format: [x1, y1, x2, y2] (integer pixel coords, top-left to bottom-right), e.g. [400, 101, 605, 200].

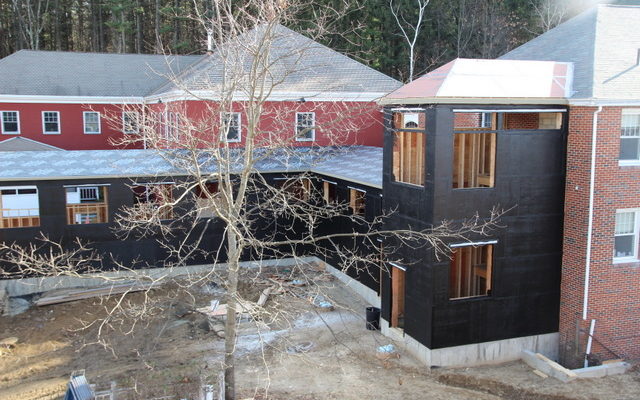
[583, 105, 603, 320]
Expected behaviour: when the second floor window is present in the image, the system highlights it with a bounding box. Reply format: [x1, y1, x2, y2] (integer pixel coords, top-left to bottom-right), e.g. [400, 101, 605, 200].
[614, 210, 638, 261]
[123, 111, 139, 134]
[620, 110, 640, 163]
[349, 188, 365, 215]
[221, 112, 241, 142]
[1, 111, 19, 134]
[296, 112, 315, 141]
[42, 111, 60, 134]
[83, 112, 101, 134]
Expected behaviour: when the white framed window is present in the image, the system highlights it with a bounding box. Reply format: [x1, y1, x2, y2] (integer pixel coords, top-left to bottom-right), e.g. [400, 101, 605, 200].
[620, 110, 640, 165]
[221, 112, 241, 142]
[83, 111, 101, 134]
[614, 209, 640, 262]
[122, 111, 139, 134]
[42, 111, 60, 134]
[1, 111, 20, 134]
[295, 112, 315, 141]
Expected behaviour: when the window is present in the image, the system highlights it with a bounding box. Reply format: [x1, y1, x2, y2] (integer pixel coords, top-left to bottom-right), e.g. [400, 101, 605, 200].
[453, 132, 496, 188]
[449, 243, 493, 299]
[620, 110, 640, 163]
[295, 112, 315, 141]
[0, 186, 40, 228]
[195, 182, 220, 219]
[276, 178, 311, 202]
[349, 188, 365, 215]
[614, 210, 639, 261]
[323, 180, 337, 203]
[42, 111, 60, 134]
[133, 184, 174, 220]
[1, 111, 20, 134]
[392, 131, 425, 186]
[83, 112, 101, 134]
[221, 112, 241, 142]
[393, 111, 425, 130]
[65, 185, 108, 224]
[122, 111, 139, 134]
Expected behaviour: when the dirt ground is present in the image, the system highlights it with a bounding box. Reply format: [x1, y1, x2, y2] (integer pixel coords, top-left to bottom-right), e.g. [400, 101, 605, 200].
[1, 264, 639, 400]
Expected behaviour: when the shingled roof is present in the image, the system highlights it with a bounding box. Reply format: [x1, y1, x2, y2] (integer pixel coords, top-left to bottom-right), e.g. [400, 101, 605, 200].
[150, 25, 401, 98]
[501, 5, 640, 101]
[0, 50, 202, 97]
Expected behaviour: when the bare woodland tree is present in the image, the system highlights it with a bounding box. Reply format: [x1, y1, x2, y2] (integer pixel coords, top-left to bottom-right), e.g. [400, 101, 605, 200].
[11, 0, 50, 50]
[0, 1, 505, 398]
[389, 0, 429, 82]
[530, 0, 569, 34]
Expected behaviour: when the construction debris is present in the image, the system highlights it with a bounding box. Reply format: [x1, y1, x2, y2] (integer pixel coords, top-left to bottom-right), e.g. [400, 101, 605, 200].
[376, 344, 400, 360]
[286, 341, 314, 354]
[309, 294, 334, 310]
[36, 282, 158, 306]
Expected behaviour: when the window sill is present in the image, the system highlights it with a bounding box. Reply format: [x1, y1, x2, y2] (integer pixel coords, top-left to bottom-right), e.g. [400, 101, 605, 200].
[449, 294, 490, 302]
[1, 132, 20, 135]
[390, 180, 424, 189]
[613, 257, 639, 265]
[619, 160, 640, 167]
[43, 132, 61, 135]
[295, 138, 315, 142]
[83, 132, 101, 135]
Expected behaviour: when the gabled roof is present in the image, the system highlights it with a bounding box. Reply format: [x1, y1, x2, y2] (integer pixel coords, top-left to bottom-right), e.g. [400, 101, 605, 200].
[501, 5, 640, 101]
[0, 146, 383, 188]
[151, 25, 401, 99]
[0, 137, 64, 151]
[379, 58, 572, 105]
[0, 50, 203, 97]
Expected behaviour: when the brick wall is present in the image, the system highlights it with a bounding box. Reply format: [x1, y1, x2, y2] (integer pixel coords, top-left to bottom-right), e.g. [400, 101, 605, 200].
[561, 105, 640, 366]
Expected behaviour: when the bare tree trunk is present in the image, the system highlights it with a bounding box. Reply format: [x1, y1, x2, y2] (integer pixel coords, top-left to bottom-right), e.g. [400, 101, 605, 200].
[224, 230, 239, 400]
[155, 0, 161, 53]
[135, 0, 143, 53]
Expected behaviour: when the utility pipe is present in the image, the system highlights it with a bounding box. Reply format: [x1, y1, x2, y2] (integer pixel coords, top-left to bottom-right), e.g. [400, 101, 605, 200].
[584, 319, 596, 368]
[583, 106, 603, 320]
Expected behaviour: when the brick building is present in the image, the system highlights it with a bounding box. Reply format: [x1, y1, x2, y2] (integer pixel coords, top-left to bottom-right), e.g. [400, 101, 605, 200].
[502, 4, 640, 366]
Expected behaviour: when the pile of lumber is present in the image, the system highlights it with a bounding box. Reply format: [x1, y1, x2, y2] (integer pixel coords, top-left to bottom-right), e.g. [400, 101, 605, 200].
[35, 281, 158, 306]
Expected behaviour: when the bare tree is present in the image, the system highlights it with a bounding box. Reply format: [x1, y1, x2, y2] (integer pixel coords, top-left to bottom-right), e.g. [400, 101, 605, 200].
[530, 0, 569, 33]
[11, 0, 50, 50]
[389, 0, 429, 82]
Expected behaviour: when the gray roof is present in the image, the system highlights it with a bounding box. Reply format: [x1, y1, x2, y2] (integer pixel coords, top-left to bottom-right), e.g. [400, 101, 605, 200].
[0, 50, 203, 97]
[501, 5, 640, 100]
[152, 25, 401, 96]
[0, 137, 64, 151]
[0, 146, 383, 188]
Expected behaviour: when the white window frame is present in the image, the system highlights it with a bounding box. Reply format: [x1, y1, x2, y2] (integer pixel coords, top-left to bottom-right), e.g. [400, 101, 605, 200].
[619, 109, 640, 166]
[42, 111, 61, 134]
[1, 111, 20, 135]
[83, 111, 101, 134]
[295, 112, 315, 142]
[122, 111, 140, 134]
[614, 209, 640, 263]
[220, 112, 241, 143]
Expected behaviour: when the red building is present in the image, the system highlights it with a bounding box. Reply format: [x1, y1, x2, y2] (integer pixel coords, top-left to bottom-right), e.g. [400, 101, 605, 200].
[0, 26, 399, 151]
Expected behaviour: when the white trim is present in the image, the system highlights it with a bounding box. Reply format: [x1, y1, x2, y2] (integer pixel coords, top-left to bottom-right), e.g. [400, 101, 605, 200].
[0, 94, 144, 104]
[41, 111, 61, 134]
[347, 186, 366, 193]
[295, 112, 315, 142]
[63, 183, 111, 188]
[146, 90, 388, 103]
[1, 110, 20, 135]
[83, 111, 101, 134]
[321, 179, 337, 185]
[122, 111, 139, 134]
[449, 239, 498, 248]
[380, 97, 569, 106]
[389, 262, 407, 271]
[452, 109, 566, 113]
[389, 107, 427, 112]
[619, 160, 640, 167]
[570, 99, 640, 106]
[583, 106, 602, 320]
[220, 112, 241, 143]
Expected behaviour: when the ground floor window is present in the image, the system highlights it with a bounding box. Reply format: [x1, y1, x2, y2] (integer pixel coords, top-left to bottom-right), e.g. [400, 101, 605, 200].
[349, 188, 365, 215]
[276, 178, 311, 202]
[195, 182, 220, 219]
[449, 243, 494, 299]
[0, 186, 39, 228]
[65, 185, 109, 224]
[133, 184, 175, 220]
[614, 210, 639, 261]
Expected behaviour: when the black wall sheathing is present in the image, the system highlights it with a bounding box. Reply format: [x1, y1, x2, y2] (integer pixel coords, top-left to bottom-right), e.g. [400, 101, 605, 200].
[381, 104, 566, 350]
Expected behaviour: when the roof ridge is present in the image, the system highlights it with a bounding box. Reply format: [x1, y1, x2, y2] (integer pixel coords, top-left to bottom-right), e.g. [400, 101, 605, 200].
[9, 49, 203, 58]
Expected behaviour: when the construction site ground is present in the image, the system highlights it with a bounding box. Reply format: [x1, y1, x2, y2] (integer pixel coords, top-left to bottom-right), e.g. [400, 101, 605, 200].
[1, 264, 639, 400]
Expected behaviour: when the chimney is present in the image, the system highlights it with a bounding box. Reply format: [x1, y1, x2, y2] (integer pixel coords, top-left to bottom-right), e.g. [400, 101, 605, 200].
[206, 29, 213, 55]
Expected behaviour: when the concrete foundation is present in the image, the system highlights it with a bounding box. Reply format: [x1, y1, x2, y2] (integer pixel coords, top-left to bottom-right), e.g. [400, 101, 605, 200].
[522, 350, 631, 381]
[323, 261, 381, 309]
[380, 318, 559, 368]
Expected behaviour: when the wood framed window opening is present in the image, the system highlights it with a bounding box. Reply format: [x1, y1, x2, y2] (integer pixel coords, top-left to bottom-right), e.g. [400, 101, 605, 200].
[65, 185, 109, 224]
[322, 180, 337, 203]
[449, 244, 493, 299]
[195, 182, 220, 219]
[133, 183, 174, 220]
[390, 263, 406, 329]
[391, 111, 426, 187]
[453, 112, 497, 189]
[0, 186, 40, 228]
[349, 188, 365, 215]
